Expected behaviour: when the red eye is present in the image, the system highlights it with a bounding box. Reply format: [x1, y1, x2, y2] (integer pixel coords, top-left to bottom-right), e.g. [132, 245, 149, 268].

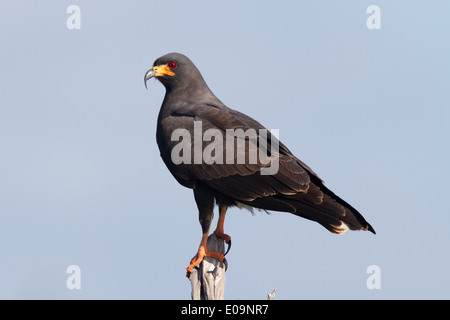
[168, 61, 177, 69]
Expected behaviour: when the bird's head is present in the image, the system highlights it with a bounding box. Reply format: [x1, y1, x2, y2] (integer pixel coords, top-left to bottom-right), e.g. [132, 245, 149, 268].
[144, 52, 204, 91]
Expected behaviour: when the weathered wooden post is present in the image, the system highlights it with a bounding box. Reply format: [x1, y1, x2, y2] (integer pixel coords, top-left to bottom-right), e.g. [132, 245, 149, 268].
[189, 234, 227, 300]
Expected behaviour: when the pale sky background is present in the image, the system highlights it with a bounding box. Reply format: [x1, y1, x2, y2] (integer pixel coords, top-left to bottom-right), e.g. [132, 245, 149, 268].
[0, 1, 449, 299]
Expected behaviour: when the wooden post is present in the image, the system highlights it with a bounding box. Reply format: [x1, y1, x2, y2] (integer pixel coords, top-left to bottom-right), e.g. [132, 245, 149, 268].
[189, 234, 227, 300]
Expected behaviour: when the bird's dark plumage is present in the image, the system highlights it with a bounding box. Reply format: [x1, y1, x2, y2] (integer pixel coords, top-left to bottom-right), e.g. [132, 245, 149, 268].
[144, 52, 375, 275]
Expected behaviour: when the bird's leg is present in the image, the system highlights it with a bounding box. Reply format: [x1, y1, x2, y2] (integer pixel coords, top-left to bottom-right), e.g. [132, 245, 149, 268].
[213, 204, 232, 255]
[186, 185, 226, 278]
[185, 227, 225, 278]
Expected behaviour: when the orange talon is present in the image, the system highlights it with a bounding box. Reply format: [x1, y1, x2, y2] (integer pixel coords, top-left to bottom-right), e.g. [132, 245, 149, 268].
[213, 230, 231, 243]
[186, 245, 225, 278]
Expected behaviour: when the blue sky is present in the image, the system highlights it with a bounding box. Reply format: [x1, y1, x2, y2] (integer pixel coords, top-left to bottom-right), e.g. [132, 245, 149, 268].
[0, 0, 449, 299]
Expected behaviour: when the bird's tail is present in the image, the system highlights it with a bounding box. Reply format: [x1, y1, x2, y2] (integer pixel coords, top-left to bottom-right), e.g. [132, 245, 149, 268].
[243, 174, 376, 235]
[281, 177, 376, 235]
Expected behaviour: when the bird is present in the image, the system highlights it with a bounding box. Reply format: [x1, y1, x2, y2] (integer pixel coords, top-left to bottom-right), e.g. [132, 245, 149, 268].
[144, 52, 375, 277]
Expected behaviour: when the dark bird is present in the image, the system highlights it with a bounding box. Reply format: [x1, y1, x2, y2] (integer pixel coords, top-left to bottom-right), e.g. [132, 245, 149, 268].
[144, 52, 375, 277]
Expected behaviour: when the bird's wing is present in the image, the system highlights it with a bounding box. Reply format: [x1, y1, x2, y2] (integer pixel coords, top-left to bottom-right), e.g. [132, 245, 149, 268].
[159, 103, 318, 202]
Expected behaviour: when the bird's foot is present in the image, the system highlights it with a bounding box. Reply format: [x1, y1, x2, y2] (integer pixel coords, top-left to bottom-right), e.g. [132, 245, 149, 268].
[186, 246, 225, 278]
[213, 231, 232, 256]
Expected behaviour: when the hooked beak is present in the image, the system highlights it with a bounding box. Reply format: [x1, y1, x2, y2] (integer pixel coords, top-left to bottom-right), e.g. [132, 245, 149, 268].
[144, 69, 157, 89]
[144, 64, 175, 89]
